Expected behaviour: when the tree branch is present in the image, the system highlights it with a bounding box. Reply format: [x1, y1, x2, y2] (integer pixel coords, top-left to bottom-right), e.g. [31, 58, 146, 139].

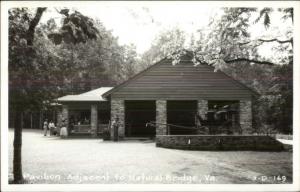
[258, 38, 293, 44]
[238, 38, 293, 46]
[238, 41, 251, 45]
[26, 7, 47, 46]
[224, 58, 276, 65]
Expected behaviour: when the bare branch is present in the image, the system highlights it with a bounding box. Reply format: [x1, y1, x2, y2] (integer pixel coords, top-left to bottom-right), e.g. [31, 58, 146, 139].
[224, 58, 276, 65]
[258, 38, 293, 44]
[238, 41, 251, 45]
[239, 38, 292, 46]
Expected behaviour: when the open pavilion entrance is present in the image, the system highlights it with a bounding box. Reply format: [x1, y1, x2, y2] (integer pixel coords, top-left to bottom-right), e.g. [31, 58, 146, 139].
[125, 100, 156, 137]
[167, 100, 198, 135]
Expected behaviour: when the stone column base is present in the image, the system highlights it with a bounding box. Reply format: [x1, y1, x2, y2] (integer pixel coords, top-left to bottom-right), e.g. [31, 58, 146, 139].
[156, 100, 167, 135]
[111, 99, 125, 140]
[240, 99, 253, 134]
[91, 104, 98, 137]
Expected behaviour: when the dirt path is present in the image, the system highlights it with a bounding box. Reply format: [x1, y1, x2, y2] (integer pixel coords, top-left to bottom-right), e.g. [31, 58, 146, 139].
[8, 129, 292, 184]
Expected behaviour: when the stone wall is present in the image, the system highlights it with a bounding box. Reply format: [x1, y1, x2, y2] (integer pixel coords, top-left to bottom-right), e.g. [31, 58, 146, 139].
[156, 135, 284, 151]
[90, 104, 98, 137]
[197, 100, 208, 119]
[239, 99, 252, 134]
[111, 99, 125, 139]
[156, 100, 167, 135]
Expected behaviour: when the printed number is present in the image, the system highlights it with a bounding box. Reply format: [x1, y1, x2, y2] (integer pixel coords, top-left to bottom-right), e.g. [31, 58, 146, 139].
[274, 176, 287, 182]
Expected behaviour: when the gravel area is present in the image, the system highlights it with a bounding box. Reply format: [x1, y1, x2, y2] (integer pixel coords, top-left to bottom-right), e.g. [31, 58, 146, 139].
[8, 129, 293, 184]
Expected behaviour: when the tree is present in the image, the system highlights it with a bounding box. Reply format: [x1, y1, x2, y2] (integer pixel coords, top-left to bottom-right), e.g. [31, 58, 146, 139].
[9, 7, 99, 183]
[45, 19, 138, 93]
[139, 27, 186, 69]
[196, 8, 293, 134]
[120, 44, 139, 79]
[47, 9, 99, 45]
[9, 8, 47, 183]
[205, 8, 293, 134]
[142, 8, 292, 68]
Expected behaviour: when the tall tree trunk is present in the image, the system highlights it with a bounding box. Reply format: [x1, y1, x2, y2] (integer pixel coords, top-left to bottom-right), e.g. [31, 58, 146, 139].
[30, 112, 33, 129]
[11, 7, 46, 183]
[13, 110, 23, 183]
[39, 110, 42, 129]
[26, 7, 47, 46]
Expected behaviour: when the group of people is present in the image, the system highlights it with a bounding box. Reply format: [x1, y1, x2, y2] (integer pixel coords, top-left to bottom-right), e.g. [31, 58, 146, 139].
[43, 117, 120, 140]
[43, 119, 56, 136]
[43, 118, 68, 138]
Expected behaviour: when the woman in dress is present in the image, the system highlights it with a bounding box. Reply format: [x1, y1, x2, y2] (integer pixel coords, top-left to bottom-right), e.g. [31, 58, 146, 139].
[43, 119, 48, 136]
[60, 119, 68, 138]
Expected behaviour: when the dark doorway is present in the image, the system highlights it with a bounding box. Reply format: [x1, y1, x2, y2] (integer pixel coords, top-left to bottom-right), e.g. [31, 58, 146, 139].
[167, 100, 197, 135]
[98, 102, 111, 124]
[125, 101, 156, 137]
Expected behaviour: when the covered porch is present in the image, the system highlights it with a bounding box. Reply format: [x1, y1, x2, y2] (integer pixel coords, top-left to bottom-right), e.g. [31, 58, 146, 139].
[57, 87, 112, 137]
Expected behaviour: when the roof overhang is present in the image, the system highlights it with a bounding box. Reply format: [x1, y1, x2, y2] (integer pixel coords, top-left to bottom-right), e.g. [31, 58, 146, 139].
[57, 87, 113, 102]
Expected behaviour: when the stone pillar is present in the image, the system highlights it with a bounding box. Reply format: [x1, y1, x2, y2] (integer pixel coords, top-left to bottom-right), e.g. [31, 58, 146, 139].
[62, 105, 69, 126]
[197, 99, 208, 119]
[156, 100, 167, 135]
[111, 99, 125, 140]
[239, 99, 252, 134]
[91, 104, 98, 137]
[56, 110, 62, 136]
[61, 104, 69, 136]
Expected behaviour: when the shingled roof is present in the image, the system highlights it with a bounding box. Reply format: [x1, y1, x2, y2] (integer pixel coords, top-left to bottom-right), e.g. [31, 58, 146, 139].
[102, 52, 258, 99]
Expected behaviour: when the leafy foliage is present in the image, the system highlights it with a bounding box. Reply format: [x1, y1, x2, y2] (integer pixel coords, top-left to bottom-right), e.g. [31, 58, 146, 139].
[254, 8, 272, 28]
[48, 9, 99, 45]
[9, 8, 48, 111]
[9, 7, 137, 108]
[9, 7, 139, 112]
[139, 27, 186, 68]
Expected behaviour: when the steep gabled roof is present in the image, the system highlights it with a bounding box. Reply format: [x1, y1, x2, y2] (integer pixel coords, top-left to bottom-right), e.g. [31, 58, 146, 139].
[103, 53, 258, 98]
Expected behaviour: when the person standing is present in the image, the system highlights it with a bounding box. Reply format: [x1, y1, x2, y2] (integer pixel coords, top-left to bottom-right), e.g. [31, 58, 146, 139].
[48, 120, 56, 136]
[60, 119, 68, 138]
[112, 117, 119, 142]
[43, 119, 48, 136]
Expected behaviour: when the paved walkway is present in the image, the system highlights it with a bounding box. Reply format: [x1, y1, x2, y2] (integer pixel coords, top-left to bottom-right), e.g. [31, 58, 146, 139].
[8, 129, 293, 184]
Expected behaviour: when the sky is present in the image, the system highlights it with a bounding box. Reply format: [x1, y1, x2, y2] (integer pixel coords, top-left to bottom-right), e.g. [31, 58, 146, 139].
[39, 2, 293, 57]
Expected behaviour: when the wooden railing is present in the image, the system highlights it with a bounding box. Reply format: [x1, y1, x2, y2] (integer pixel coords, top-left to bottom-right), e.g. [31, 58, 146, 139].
[72, 125, 91, 133]
[146, 120, 243, 135]
[98, 123, 109, 134]
[146, 121, 207, 135]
